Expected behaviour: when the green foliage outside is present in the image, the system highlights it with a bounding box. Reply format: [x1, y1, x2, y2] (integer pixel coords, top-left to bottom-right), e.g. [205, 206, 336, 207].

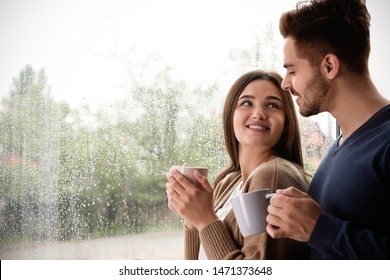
[0, 63, 228, 243]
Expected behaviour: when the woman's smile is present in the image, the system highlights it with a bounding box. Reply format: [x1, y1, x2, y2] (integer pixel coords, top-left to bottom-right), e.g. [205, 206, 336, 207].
[246, 123, 270, 132]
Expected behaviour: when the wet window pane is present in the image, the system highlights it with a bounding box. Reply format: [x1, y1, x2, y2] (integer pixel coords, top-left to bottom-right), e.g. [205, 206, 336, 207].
[0, 0, 387, 259]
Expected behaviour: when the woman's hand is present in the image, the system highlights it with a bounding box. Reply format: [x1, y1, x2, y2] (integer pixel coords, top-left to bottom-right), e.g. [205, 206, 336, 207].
[166, 172, 196, 229]
[166, 168, 218, 231]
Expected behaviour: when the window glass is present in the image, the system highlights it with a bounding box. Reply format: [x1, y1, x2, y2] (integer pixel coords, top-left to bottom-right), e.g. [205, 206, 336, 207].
[4, 0, 386, 259]
[367, 0, 390, 100]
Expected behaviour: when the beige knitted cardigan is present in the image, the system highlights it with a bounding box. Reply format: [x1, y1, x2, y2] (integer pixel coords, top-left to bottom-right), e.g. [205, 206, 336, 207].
[184, 157, 310, 260]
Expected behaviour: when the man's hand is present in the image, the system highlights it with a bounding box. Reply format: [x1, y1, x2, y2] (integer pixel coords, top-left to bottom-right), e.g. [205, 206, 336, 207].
[266, 187, 323, 242]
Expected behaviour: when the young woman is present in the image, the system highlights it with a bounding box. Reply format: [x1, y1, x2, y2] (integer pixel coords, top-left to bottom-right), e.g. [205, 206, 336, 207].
[166, 70, 309, 259]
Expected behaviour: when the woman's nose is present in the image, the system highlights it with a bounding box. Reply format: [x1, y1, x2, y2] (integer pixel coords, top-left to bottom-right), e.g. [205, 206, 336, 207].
[253, 109, 267, 120]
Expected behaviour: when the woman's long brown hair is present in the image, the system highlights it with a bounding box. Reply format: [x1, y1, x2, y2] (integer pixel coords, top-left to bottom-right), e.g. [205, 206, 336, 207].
[214, 70, 304, 187]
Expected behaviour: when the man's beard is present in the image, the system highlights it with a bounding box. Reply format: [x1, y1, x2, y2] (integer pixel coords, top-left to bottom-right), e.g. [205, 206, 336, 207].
[299, 71, 329, 117]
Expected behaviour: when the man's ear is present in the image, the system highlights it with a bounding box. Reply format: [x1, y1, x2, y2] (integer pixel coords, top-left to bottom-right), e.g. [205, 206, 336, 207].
[322, 54, 339, 79]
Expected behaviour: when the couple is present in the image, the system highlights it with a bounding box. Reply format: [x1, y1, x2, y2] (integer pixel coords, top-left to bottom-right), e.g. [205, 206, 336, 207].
[166, 0, 390, 260]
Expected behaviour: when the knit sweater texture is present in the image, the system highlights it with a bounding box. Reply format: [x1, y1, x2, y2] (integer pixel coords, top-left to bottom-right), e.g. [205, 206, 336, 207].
[184, 156, 309, 260]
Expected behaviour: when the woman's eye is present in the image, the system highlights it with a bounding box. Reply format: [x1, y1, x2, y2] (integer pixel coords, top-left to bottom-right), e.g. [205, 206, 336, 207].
[241, 100, 252, 106]
[267, 103, 280, 109]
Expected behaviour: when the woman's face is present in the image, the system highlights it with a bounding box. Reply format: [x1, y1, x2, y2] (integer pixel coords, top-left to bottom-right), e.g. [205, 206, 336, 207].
[233, 79, 286, 152]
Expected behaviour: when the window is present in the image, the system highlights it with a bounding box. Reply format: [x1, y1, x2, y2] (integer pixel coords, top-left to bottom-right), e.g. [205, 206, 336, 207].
[367, 0, 390, 100]
[0, 0, 386, 259]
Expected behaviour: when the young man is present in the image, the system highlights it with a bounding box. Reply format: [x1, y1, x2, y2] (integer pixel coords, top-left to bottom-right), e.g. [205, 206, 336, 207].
[266, 0, 390, 259]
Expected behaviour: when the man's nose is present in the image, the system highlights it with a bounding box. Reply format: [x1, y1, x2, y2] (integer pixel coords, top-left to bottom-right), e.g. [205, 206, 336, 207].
[281, 75, 291, 91]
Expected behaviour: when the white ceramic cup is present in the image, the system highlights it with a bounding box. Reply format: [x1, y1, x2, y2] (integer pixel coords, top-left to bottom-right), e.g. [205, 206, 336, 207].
[231, 188, 274, 237]
[172, 166, 208, 188]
